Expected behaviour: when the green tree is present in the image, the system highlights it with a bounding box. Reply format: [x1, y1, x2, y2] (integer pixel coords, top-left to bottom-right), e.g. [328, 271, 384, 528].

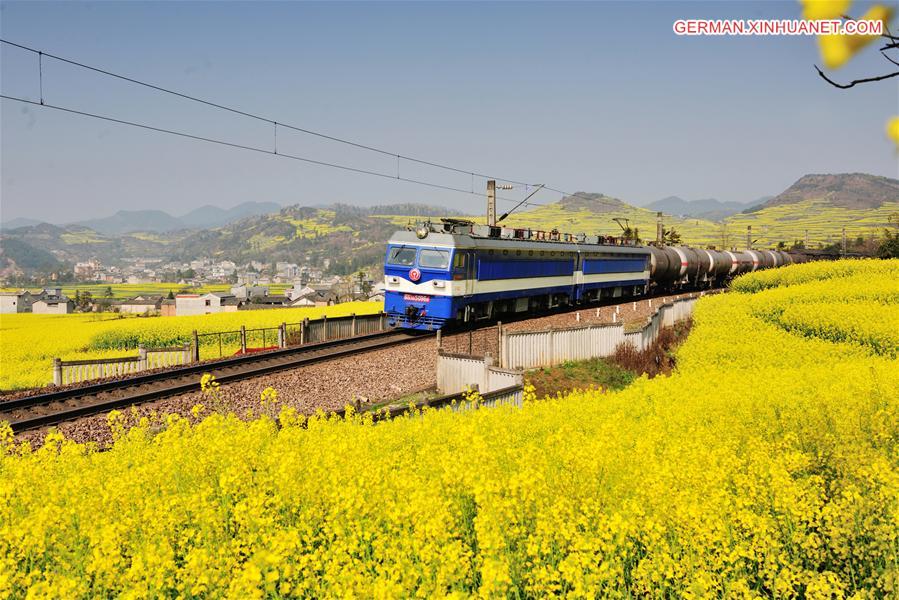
[662, 228, 681, 245]
[876, 213, 899, 259]
[77, 291, 93, 312]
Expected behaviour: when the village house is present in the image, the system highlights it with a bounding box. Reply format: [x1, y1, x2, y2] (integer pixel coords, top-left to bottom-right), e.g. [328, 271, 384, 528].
[289, 296, 316, 307]
[246, 294, 290, 308]
[32, 288, 74, 314]
[74, 260, 102, 281]
[230, 284, 269, 301]
[160, 298, 176, 316]
[0, 290, 33, 313]
[292, 289, 338, 307]
[116, 295, 164, 315]
[285, 284, 316, 301]
[175, 292, 243, 316]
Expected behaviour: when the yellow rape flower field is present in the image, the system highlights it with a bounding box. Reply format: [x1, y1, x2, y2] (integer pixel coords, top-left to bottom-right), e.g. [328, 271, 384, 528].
[0, 302, 381, 391]
[1, 260, 897, 598]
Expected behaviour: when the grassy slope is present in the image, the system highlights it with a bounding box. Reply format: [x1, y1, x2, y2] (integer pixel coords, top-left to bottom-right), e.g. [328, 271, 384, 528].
[379, 199, 897, 249]
[724, 199, 899, 247]
[376, 204, 721, 246]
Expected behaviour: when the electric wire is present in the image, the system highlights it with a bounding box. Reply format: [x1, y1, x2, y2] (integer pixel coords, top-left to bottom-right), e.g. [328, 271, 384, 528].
[0, 93, 522, 203]
[1, 38, 605, 212]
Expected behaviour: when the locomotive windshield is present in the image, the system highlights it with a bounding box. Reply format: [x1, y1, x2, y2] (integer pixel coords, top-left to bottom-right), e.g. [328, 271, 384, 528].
[387, 247, 416, 266]
[419, 249, 449, 269]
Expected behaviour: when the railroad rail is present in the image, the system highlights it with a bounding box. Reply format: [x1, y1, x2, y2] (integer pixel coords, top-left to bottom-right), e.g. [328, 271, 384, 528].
[3, 330, 424, 433]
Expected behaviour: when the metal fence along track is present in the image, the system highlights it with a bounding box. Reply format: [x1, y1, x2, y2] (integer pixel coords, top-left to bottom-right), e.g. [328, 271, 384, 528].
[3, 330, 421, 433]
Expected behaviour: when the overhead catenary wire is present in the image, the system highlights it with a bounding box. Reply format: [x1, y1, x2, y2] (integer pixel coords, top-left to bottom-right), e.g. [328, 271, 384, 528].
[0, 38, 605, 211]
[0, 93, 523, 203]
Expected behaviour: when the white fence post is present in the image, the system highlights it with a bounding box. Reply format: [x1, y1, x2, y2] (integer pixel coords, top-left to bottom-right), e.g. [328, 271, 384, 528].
[138, 345, 148, 372]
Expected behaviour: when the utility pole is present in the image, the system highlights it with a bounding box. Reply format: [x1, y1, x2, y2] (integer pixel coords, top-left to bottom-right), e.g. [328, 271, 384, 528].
[746, 225, 752, 250]
[841, 227, 847, 256]
[487, 180, 497, 227]
[486, 180, 514, 227]
[656, 212, 663, 245]
[805, 229, 809, 247]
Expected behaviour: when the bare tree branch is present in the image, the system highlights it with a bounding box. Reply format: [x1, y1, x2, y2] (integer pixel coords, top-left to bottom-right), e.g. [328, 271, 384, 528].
[882, 50, 899, 67]
[815, 65, 899, 88]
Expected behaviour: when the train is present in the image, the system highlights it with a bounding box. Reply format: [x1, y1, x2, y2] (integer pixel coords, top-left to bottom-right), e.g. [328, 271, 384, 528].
[383, 218, 807, 330]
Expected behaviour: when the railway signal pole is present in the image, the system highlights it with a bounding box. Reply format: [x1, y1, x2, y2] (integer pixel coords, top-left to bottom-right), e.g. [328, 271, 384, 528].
[656, 212, 663, 245]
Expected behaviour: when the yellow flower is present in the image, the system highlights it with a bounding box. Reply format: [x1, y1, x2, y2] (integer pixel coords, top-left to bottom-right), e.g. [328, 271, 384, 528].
[260, 387, 279, 406]
[887, 116, 899, 148]
[815, 4, 895, 69]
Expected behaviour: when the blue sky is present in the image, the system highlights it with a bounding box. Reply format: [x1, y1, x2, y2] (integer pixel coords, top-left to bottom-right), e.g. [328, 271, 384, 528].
[1, 1, 897, 223]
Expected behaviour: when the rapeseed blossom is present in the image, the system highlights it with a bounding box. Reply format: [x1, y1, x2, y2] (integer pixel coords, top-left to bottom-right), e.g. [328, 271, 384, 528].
[0, 260, 896, 597]
[0, 301, 381, 390]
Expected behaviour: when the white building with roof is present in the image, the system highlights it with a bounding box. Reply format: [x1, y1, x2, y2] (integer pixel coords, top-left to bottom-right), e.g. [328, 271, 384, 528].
[175, 292, 243, 316]
[0, 290, 33, 313]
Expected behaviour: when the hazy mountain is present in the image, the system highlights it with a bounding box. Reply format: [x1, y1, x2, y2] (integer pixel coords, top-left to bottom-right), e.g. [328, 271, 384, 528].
[646, 196, 765, 221]
[0, 237, 64, 273]
[61, 201, 284, 235]
[72, 210, 187, 235]
[744, 173, 899, 213]
[179, 201, 282, 228]
[0, 217, 47, 230]
[558, 192, 630, 212]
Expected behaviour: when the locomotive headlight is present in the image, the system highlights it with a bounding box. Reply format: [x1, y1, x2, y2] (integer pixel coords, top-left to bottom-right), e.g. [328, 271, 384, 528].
[415, 226, 429, 239]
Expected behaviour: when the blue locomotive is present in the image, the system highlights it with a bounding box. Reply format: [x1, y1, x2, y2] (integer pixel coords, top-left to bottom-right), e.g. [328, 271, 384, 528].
[384, 219, 802, 330]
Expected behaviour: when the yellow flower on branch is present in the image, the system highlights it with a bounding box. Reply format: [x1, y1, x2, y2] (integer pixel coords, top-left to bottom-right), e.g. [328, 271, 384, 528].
[814, 4, 895, 69]
[887, 116, 899, 148]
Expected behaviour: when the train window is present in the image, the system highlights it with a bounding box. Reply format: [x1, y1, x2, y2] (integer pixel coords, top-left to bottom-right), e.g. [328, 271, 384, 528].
[387, 247, 416, 266]
[453, 253, 466, 268]
[503, 250, 509, 256]
[528, 250, 534, 256]
[516, 250, 522, 256]
[419, 249, 450, 269]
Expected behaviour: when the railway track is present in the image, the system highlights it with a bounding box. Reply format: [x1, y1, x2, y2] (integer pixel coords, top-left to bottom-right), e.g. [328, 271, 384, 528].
[2, 330, 424, 433]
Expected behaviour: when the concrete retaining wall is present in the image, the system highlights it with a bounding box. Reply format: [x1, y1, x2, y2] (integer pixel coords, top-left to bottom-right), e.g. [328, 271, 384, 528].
[500, 296, 699, 369]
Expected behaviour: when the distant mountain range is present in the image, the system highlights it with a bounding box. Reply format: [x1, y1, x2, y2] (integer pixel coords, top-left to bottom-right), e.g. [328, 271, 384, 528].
[645, 196, 769, 221]
[2, 201, 283, 235]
